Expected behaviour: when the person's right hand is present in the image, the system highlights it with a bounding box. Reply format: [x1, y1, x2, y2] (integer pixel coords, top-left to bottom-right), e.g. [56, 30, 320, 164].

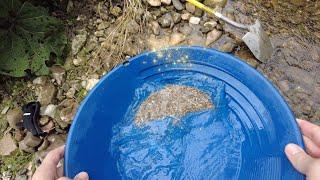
[285, 119, 320, 180]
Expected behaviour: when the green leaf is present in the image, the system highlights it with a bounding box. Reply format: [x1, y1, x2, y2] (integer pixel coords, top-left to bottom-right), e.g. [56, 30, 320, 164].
[0, 0, 67, 77]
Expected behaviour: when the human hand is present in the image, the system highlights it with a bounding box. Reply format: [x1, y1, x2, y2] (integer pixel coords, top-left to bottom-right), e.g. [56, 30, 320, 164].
[285, 119, 320, 180]
[32, 145, 89, 180]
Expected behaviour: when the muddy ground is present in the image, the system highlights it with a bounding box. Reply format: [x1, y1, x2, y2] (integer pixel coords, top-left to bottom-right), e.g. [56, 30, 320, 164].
[0, 0, 319, 179]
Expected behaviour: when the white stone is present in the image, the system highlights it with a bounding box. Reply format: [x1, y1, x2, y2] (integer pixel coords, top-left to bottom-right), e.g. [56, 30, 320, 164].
[40, 104, 57, 119]
[147, 0, 161, 6]
[189, 16, 201, 25]
[85, 78, 99, 91]
[161, 0, 171, 5]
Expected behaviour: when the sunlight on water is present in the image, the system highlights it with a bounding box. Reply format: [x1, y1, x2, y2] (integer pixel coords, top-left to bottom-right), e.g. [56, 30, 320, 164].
[111, 72, 245, 180]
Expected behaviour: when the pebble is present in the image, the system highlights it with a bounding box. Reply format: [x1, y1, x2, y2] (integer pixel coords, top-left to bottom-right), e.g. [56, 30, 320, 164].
[147, 0, 161, 6]
[71, 31, 88, 55]
[58, 99, 79, 125]
[188, 31, 206, 46]
[110, 6, 122, 17]
[37, 83, 57, 105]
[18, 141, 34, 153]
[205, 29, 222, 46]
[50, 65, 65, 85]
[66, 87, 76, 98]
[161, 0, 171, 5]
[39, 116, 50, 126]
[32, 76, 48, 85]
[186, 2, 196, 14]
[170, 32, 186, 45]
[94, 30, 105, 37]
[85, 78, 99, 91]
[181, 12, 191, 20]
[172, 0, 184, 10]
[179, 23, 193, 35]
[172, 12, 182, 24]
[159, 13, 173, 28]
[204, 21, 218, 30]
[14, 130, 24, 142]
[23, 132, 42, 147]
[0, 133, 17, 156]
[150, 21, 160, 35]
[41, 120, 55, 133]
[6, 108, 23, 129]
[189, 16, 201, 25]
[97, 22, 109, 30]
[219, 41, 236, 52]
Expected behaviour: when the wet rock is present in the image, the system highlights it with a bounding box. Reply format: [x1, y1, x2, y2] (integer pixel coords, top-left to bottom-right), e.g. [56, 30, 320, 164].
[161, 0, 171, 5]
[0, 133, 17, 156]
[189, 16, 201, 25]
[39, 116, 50, 126]
[33, 76, 48, 85]
[172, 12, 182, 24]
[23, 132, 42, 147]
[172, 0, 184, 10]
[6, 108, 23, 129]
[110, 6, 122, 17]
[85, 78, 99, 91]
[50, 66, 65, 85]
[188, 31, 206, 46]
[71, 31, 88, 55]
[37, 83, 56, 106]
[181, 12, 191, 20]
[150, 21, 161, 35]
[170, 32, 186, 45]
[159, 13, 173, 28]
[147, 0, 161, 6]
[205, 29, 222, 46]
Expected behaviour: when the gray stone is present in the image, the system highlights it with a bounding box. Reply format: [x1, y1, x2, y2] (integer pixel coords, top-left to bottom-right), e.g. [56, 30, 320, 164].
[147, 0, 161, 6]
[205, 29, 222, 46]
[32, 76, 48, 85]
[179, 23, 193, 35]
[172, 0, 184, 10]
[18, 141, 34, 153]
[71, 31, 88, 55]
[172, 12, 182, 24]
[50, 66, 65, 85]
[14, 175, 27, 180]
[161, 0, 171, 5]
[40, 104, 57, 119]
[6, 108, 23, 129]
[37, 83, 57, 105]
[150, 21, 161, 35]
[159, 13, 173, 28]
[189, 16, 201, 25]
[186, 2, 196, 14]
[23, 132, 42, 148]
[170, 32, 186, 45]
[0, 133, 17, 156]
[188, 31, 206, 46]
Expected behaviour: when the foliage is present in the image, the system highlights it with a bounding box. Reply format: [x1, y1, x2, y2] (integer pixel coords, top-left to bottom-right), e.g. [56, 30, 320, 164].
[0, 150, 34, 175]
[0, 0, 67, 77]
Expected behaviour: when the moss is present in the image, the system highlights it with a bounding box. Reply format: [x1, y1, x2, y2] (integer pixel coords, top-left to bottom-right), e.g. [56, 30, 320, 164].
[0, 150, 34, 176]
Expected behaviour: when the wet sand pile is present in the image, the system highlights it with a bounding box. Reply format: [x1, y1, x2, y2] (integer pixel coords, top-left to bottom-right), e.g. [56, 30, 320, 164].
[135, 85, 213, 126]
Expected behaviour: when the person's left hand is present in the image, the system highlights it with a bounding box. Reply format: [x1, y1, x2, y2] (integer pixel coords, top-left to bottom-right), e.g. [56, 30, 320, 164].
[32, 145, 89, 180]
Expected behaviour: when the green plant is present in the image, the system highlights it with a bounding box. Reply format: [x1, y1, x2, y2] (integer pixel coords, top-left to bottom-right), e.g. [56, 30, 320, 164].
[0, 0, 67, 77]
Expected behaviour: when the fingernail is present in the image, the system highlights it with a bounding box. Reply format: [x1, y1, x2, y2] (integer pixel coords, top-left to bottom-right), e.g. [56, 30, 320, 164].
[285, 144, 302, 155]
[74, 172, 89, 180]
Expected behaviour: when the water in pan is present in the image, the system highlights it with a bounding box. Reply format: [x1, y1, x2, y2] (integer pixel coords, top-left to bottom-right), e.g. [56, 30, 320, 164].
[110, 72, 245, 179]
